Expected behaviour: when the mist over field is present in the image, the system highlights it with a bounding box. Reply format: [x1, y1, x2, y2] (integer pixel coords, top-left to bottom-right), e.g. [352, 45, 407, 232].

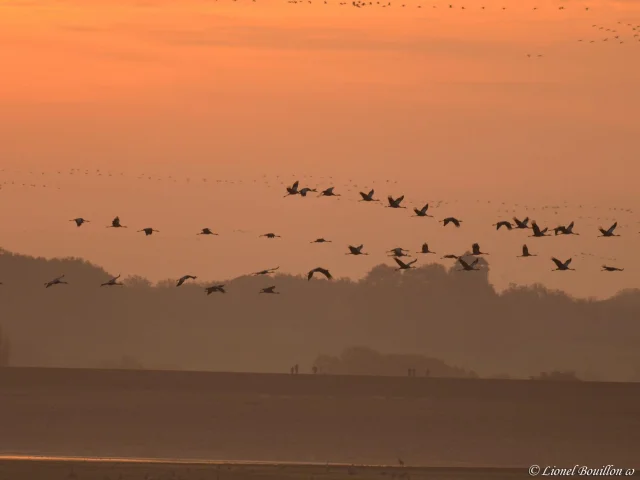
[1, 249, 639, 382]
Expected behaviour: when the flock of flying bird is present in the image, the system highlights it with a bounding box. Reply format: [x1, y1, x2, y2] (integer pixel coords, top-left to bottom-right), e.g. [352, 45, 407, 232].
[210, 0, 640, 50]
[279, 0, 640, 49]
[1, 179, 628, 294]
[1, 4, 636, 295]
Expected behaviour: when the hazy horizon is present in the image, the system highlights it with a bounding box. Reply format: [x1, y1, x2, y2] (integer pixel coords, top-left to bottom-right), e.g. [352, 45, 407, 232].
[2, 249, 640, 382]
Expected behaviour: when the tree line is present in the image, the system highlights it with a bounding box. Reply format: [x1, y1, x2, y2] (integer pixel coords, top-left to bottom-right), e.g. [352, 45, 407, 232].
[1, 248, 639, 381]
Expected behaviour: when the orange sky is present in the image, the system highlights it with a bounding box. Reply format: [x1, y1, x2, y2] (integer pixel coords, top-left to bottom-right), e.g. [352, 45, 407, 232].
[0, 0, 639, 298]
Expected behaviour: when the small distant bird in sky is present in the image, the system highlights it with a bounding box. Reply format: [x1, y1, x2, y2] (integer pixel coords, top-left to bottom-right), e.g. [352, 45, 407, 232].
[359, 189, 379, 202]
[493, 221, 512, 230]
[530, 222, 550, 237]
[284, 180, 300, 197]
[388, 247, 411, 257]
[513, 217, 530, 229]
[107, 216, 127, 228]
[319, 187, 340, 197]
[598, 222, 619, 237]
[417, 243, 435, 254]
[602, 265, 624, 272]
[413, 203, 433, 217]
[554, 221, 579, 235]
[442, 217, 462, 228]
[386, 195, 406, 209]
[347, 245, 368, 255]
[471, 243, 489, 255]
[70, 218, 89, 227]
[518, 244, 536, 257]
[394, 257, 417, 270]
[551, 257, 575, 271]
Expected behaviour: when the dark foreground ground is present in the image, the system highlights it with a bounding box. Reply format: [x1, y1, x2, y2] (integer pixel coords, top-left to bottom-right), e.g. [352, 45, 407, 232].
[1, 367, 640, 468]
[0, 458, 566, 480]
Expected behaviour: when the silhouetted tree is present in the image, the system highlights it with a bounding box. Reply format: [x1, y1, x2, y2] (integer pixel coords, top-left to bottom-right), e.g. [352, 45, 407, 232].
[1, 248, 640, 381]
[314, 347, 477, 378]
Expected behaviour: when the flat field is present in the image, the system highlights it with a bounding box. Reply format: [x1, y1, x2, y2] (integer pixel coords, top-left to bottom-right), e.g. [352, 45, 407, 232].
[0, 367, 639, 469]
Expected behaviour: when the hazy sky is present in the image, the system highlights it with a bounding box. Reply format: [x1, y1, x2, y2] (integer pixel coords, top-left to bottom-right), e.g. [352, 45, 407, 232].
[0, 0, 639, 298]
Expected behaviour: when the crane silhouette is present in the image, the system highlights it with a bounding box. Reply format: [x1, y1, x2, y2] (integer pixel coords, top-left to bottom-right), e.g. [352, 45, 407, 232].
[457, 258, 480, 271]
[442, 217, 462, 227]
[413, 204, 433, 217]
[518, 244, 536, 257]
[176, 275, 197, 286]
[530, 222, 550, 237]
[253, 267, 279, 276]
[319, 187, 340, 197]
[70, 218, 89, 227]
[386, 195, 406, 209]
[260, 286, 280, 294]
[45, 275, 68, 288]
[471, 243, 489, 255]
[493, 221, 512, 230]
[394, 257, 417, 270]
[551, 257, 575, 271]
[205, 285, 226, 295]
[513, 217, 530, 229]
[358, 189, 378, 202]
[101, 274, 124, 287]
[197, 228, 218, 236]
[284, 180, 300, 197]
[107, 216, 127, 228]
[388, 247, 411, 257]
[417, 243, 436, 254]
[138, 228, 159, 236]
[598, 222, 619, 237]
[601, 265, 624, 272]
[554, 221, 579, 235]
[308, 267, 332, 280]
[346, 245, 368, 255]
[299, 187, 317, 197]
